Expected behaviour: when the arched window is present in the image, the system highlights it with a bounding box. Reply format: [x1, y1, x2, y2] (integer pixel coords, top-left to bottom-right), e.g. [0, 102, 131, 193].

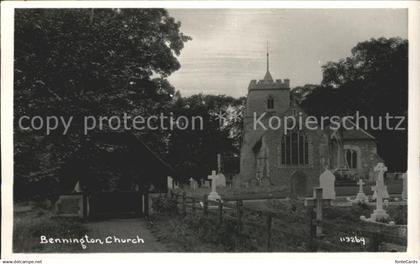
[345, 148, 358, 169]
[279, 130, 309, 166]
[267, 96, 274, 110]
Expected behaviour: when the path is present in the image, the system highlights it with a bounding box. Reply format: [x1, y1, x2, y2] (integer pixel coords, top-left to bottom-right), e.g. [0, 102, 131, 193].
[83, 218, 167, 252]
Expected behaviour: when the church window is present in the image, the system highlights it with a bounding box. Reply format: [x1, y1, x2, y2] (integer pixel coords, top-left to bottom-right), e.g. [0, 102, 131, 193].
[345, 148, 358, 169]
[267, 96, 274, 110]
[279, 130, 309, 166]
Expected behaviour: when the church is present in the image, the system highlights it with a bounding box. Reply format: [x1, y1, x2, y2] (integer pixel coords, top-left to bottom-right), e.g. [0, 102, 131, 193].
[238, 52, 383, 197]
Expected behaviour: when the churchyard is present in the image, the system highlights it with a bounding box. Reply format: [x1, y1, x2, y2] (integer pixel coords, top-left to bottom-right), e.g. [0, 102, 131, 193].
[151, 162, 407, 252]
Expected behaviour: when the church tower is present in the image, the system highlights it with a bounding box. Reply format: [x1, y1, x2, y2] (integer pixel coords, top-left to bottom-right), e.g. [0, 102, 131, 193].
[239, 47, 291, 187]
[245, 48, 290, 118]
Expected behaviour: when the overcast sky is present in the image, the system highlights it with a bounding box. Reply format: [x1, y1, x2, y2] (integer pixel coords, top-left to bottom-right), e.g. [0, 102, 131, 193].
[167, 9, 407, 98]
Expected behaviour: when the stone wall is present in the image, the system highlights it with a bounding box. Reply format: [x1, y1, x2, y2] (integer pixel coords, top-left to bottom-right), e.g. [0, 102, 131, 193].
[343, 139, 383, 180]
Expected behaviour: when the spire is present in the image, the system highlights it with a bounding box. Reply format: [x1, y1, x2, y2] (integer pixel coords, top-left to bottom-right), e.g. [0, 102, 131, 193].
[263, 41, 273, 82]
[267, 41, 269, 72]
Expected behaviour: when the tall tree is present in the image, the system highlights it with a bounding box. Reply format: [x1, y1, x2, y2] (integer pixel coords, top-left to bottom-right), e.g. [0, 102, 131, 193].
[302, 37, 408, 171]
[14, 9, 190, 199]
[167, 94, 245, 182]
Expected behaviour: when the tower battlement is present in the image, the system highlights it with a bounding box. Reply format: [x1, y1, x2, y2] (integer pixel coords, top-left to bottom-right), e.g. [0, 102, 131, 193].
[248, 78, 290, 91]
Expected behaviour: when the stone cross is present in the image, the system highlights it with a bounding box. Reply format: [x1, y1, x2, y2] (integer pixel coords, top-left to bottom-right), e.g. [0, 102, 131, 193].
[368, 163, 389, 221]
[357, 179, 365, 193]
[353, 179, 368, 204]
[207, 170, 221, 201]
[304, 187, 332, 237]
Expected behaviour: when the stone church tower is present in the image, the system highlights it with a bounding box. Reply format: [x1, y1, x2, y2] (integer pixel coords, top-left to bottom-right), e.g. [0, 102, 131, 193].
[239, 50, 292, 187]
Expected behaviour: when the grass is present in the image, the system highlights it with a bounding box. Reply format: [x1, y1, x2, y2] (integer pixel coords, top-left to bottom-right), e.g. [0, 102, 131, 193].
[148, 195, 407, 252]
[13, 203, 87, 253]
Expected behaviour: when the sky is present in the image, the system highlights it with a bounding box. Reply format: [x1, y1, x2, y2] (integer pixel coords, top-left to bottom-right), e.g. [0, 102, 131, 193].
[166, 9, 407, 98]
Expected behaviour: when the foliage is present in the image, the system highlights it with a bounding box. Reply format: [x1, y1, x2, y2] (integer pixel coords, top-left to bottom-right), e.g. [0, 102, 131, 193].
[301, 37, 408, 171]
[14, 9, 190, 199]
[151, 195, 179, 214]
[167, 94, 245, 182]
[14, 207, 87, 252]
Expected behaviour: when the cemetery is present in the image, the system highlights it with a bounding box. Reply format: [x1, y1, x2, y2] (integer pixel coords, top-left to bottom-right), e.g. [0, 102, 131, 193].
[150, 158, 407, 252]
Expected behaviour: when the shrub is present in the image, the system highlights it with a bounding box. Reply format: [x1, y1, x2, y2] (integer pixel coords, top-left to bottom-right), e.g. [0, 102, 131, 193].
[152, 195, 178, 215]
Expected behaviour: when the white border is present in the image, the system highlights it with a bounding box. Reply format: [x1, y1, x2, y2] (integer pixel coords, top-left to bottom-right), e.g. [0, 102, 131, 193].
[1, 1, 419, 262]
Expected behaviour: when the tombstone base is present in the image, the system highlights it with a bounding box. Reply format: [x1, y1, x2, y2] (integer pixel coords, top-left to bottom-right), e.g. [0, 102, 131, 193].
[369, 209, 389, 221]
[354, 192, 369, 203]
[208, 192, 221, 201]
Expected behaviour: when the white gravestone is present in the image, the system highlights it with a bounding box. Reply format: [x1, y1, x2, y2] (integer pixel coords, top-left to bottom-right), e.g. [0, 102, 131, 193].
[319, 169, 336, 200]
[366, 163, 390, 221]
[189, 178, 198, 190]
[208, 170, 221, 201]
[354, 179, 368, 204]
[216, 173, 226, 187]
[401, 173, 407, 200]
[73, 181, 82, 193]
[372, 168, 390, 200]
[167, 176, 174, 190]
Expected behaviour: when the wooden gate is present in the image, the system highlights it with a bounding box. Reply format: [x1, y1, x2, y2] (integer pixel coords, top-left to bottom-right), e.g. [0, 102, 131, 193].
[87, 191, 149, 218]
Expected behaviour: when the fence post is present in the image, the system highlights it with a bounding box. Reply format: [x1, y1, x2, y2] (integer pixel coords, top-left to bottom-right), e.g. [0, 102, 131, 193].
[174, 193, 179, 214]
[236, 200, 243, 231]
[306, 207, 316, 252]
[315, 188, 324, 238]
[144, 193, 149, 217]
[218, 200, 223, 224]
[192, 198, 196, 214]
[236, 199, 243, 248]
[369, 233, 381, 252]
[82, 193, 88, 219]
[203, 195, 208, 216]
[266, 214, 272, 252]
[182, 191, 187, 216]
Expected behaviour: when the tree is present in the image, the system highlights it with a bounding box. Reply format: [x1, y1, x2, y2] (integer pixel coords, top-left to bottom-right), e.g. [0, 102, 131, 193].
[167, 94, 245, 182]
[302, 37, 408, 171]
[14, 9, 191, 199]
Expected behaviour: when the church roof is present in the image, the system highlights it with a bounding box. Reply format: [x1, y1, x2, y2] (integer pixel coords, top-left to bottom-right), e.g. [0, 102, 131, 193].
[330, 118, 376, 140]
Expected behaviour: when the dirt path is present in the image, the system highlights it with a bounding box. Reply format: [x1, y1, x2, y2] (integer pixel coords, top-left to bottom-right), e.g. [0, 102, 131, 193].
[83, 218, 167, 252]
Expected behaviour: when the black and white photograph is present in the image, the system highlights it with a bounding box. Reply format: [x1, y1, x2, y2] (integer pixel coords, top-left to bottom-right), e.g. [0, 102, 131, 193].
[1, 1, 419, 261]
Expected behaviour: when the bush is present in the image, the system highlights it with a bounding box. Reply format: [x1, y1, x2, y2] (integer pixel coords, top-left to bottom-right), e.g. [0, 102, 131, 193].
[152, 195, 178, 215]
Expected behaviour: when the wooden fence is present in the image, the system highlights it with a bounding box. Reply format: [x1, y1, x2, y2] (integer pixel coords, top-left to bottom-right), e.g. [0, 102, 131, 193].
[166, 189, 406, 252]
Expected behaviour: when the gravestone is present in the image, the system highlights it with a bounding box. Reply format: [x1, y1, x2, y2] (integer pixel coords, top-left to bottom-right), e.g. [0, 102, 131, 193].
[365, 163, 390, 221]
[372, 165, 390, 200]
[319, 169, 336, 200]
[208, 170, 221, 201]
[189, 178, 198, 190]
[401, 172, 407, 200]
[167, 176, 174, 190]
[203, 179, 210, 188]
[353, 179, 368, 204]
[55, 194, 84, 218]
[216, 173, 226, 187]
[73, 181, 82, 193]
